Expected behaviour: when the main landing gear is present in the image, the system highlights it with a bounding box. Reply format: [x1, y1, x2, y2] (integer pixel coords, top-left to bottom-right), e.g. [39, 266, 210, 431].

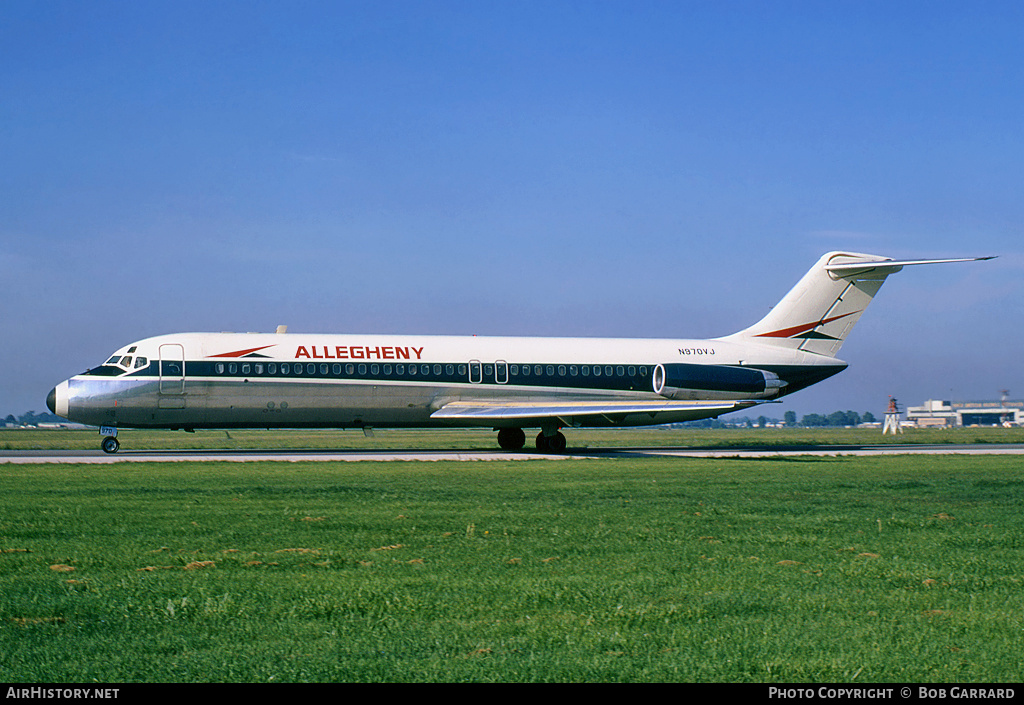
[495, 428, 567, 453]
[535, 430, 567, 453]
[496, 428, 526, 450]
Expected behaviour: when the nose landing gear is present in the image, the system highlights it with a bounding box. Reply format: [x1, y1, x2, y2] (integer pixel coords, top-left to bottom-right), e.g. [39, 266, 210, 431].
[99, 426, 120, 454]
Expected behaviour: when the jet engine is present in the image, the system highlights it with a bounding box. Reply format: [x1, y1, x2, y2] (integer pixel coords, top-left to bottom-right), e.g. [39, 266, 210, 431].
[652, 363, 786, 400]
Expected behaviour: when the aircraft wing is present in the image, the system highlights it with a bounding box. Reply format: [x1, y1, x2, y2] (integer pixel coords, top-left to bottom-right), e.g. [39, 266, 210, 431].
[430, 399, 763, 427]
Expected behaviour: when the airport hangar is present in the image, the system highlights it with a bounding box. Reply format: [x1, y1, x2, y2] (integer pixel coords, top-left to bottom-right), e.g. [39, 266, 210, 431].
[906, 398, 1023, 428]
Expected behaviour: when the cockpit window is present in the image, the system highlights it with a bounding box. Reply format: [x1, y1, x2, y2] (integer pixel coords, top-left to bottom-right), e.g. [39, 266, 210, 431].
[88, 352, 142, 377]
[85, 365, 128, 376]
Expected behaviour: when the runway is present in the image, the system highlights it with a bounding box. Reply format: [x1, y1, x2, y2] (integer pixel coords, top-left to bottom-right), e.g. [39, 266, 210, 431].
[4, 443, 1024, 463]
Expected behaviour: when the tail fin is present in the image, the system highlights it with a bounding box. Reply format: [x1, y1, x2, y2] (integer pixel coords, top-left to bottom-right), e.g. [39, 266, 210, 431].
[721, 251, 994, 357]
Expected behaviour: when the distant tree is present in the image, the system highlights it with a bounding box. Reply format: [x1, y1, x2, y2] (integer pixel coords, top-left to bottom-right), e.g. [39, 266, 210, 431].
[862, 411, 876, 424]
[685, 418, 728, 429]
[783, 410, 797, 427]
[757, 415, 768, 428]
[827, 410, 861, 427]
[14, 411, 61, 426]
[801, 413, 828, 427]
[4, 414, 16, 426]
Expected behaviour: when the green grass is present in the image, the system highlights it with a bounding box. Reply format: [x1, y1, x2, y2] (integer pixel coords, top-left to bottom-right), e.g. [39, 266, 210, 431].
[3, 425, 1024, 452]
[2, 455, 1023, 682]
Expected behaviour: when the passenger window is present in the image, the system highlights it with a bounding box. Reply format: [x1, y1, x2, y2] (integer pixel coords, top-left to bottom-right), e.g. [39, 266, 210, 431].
[358, 364, 367, 375]
[241, 364, 251, 375]
[383, 364, 392, 375]
[558, 365, 566, 376]
[434, 364, 442, 376]
[307, 363, 316, 375]
[268, 363, 277, 374]
[605, 366, 614, 377]
[281, 363, 290, 374]
[370, 364, 379, 375]
[616, 366, 624, 376]
[320, 364, 328, 375]
[216, 363, 225, 374]
[347, 364, 355, 375]
[255, 363, 264, 374]
[593, 366, 601, 377]
[333, 364, 341, 375]
[628, 366, 636, 377]
[569, 365, 578, 376]
[228, 363, 237, 374]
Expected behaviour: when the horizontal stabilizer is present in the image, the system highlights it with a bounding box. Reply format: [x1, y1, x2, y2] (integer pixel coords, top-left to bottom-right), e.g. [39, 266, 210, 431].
[723, 251, 994, 357]
[825, 256, 995, 275]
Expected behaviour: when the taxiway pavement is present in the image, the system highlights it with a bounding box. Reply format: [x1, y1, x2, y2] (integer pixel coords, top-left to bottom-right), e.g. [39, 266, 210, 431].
[4, 443, 1024, 463]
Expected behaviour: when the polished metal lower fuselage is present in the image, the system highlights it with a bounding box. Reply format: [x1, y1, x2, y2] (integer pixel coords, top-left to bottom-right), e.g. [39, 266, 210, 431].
[58, 374, 739, 430]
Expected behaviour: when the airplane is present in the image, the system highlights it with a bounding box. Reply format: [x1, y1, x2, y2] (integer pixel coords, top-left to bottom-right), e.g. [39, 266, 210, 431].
[46, 251, 992, 454]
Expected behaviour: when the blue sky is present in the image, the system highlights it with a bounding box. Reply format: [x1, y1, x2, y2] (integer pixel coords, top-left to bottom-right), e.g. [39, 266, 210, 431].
[2, 1, 1021, 420]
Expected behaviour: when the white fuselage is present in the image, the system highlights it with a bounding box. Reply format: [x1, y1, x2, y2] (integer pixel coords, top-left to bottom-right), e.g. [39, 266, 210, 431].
[49, 331, 845, 431]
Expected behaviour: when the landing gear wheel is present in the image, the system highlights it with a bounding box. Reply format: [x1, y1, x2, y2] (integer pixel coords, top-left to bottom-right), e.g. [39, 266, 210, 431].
[535, 431, 566, 453]
[497, 428, 526, 450]
[101, 436, 120, 454]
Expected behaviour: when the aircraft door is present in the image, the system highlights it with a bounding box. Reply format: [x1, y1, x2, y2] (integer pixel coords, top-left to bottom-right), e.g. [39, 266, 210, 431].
[159, 344, 186, 395]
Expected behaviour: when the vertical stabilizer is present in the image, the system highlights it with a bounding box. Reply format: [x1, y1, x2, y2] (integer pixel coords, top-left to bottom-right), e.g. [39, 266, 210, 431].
[721, 252, 992, 357]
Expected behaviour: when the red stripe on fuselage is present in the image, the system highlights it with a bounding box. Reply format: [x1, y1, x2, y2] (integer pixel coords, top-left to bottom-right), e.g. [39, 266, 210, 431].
[755, 311, 859, 339]
[207, 345, 276, 358]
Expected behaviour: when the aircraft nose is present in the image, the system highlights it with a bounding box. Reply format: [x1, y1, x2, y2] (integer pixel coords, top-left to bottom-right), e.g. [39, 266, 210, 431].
[47, 381, 69, 418]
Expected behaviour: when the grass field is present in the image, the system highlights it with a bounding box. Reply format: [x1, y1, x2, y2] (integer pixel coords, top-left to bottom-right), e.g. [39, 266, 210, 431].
[3, 425, 1024, 452]
[2, 451, 1023, 682]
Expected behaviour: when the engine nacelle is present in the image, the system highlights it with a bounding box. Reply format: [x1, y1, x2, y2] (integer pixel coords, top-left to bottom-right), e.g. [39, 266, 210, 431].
[652, 363, 786, 400]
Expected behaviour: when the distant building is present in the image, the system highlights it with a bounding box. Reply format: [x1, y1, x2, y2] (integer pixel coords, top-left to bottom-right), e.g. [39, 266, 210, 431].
[906, 399, 1023, 428]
